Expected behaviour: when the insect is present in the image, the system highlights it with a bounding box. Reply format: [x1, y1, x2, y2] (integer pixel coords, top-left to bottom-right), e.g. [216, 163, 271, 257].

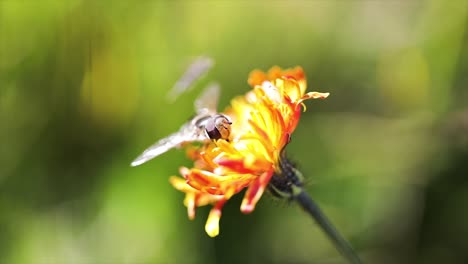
[166, 56, 214, 102]
[131, 83, 232, 167]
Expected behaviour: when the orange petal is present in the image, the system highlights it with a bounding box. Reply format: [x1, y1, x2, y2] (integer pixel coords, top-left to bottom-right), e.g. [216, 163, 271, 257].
[300, 91, 330, 101]
[216, 159, 258, 174]
[185, 192, 196, 220]
[248, 70, 267, 87]
[169, 176, 193, 193]
[185, 169, 255, 196]
[240, 170, 274, 214]
[296, 92, 330, 112]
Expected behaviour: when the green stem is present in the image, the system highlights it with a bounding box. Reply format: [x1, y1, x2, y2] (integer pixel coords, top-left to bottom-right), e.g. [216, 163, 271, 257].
[295, 190, 362, 264]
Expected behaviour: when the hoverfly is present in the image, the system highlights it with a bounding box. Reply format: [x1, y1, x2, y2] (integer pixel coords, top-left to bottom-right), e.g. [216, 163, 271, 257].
[131, 83, 232, 167]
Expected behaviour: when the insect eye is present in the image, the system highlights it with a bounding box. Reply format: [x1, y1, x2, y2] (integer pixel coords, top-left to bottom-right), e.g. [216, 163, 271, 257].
[224, 115, 233, 124]
[204, 114, 232, 141]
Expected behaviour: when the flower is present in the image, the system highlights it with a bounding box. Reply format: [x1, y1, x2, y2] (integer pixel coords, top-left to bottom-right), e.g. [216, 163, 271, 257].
[169, 66, 329, 237]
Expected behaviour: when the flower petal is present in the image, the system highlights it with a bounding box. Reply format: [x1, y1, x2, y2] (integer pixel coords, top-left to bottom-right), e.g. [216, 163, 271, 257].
[166, 66, 329, 237]
[205, 199, 226, 237]
[240, 170, 274, 213]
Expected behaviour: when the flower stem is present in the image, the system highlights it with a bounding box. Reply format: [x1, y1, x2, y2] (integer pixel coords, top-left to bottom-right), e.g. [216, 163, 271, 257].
[295, 190, 362, 264]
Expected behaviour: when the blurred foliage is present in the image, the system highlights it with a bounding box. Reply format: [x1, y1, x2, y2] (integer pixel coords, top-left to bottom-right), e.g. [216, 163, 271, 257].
[1, 0, 468, 263]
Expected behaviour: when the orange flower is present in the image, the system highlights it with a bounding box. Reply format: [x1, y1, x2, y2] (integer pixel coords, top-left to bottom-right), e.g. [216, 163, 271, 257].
[169, 66, 329, 237]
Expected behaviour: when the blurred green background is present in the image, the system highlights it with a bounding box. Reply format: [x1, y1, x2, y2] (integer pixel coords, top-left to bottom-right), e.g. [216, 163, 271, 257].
[1, 0, 468, 263]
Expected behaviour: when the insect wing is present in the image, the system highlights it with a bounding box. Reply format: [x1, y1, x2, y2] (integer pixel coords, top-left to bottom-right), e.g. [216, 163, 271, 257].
[131, 122, 206, 167]
[166, 56, 214, 102]
[194, 82, 220, 115]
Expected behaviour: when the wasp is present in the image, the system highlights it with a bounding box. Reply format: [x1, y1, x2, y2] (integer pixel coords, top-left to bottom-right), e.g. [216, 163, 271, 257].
[131, 83, 232, 167]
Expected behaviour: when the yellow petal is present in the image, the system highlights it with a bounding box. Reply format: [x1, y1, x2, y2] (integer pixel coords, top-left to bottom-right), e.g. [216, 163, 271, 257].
[205, 207, 222, 237]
